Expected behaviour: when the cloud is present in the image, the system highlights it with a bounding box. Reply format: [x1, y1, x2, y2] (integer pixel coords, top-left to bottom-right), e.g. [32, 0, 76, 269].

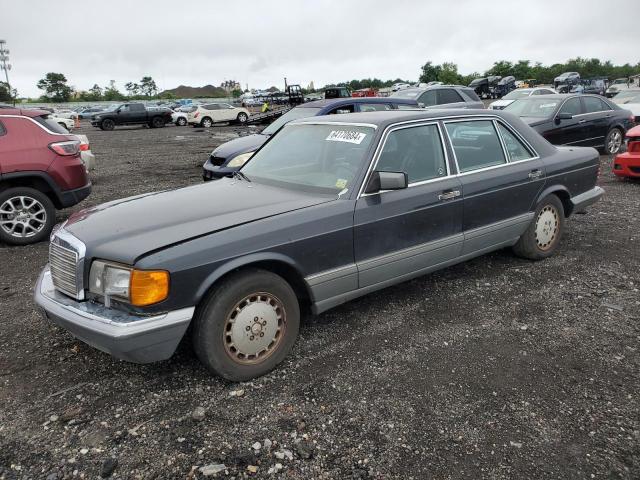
[2, 0, 638, 97]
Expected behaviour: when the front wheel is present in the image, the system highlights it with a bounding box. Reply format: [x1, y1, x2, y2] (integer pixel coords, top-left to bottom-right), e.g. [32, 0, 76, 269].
[100, 119, 115, 131]
[176, 117, 187, 126]
[0, 187, 56, 245]
[512, 194, 564, 260]
[192, 269, 300, 381]
[604, 128, 623, 155]
[151, 116, 165, 128]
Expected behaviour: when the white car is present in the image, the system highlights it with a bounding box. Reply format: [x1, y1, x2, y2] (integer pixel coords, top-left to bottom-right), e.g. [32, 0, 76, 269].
[488, 87, 557, 110]
[50, 114, 74, 132]
[611, 89, 640, 121]
[187, 103, 250, 127]
[606, 78, 631, 98]
[171, 111, 188, 126]
[54, 109, 78, 120]
[391, 83, 411, 92]
[75, 134, 96, 172]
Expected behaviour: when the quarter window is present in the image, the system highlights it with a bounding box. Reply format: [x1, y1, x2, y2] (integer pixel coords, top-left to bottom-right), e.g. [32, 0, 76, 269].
[418, 90, 437, 107]
[445, 120, 507, 173]
[496, 123, 534, 162]
[559, 98, 582, 116]
[376, 125, 447, 184]
[583, 96, 609, 113]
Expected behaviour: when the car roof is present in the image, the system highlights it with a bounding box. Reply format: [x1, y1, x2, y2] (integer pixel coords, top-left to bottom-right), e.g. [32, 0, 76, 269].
[0, 108, 49, 117]
[300, 97, 418, 109]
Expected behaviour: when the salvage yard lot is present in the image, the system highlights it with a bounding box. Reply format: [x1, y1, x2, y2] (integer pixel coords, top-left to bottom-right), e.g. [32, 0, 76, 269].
[1, 122, 639, 479]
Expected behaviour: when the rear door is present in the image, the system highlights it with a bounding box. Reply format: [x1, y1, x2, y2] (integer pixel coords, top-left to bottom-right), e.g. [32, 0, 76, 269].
[435, 88, 467, 108]
[581, 96, 611, 147]
[545, 97, 585, 146]
[354, 122, 463, 287]
[443, 118, 545, 254]
[129, 103, 147, 122]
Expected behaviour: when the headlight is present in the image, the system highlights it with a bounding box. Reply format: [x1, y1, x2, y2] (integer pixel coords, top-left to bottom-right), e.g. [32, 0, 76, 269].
[89, 260, 169, 307]
[227, 151, 254, 168]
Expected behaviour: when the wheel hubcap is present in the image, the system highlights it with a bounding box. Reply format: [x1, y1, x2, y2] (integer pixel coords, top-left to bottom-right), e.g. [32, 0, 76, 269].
[0, 196, 47, 238]
[608, 131, 622, 153]
[223, 292, 285, 364]
[535, 205, 559, 250]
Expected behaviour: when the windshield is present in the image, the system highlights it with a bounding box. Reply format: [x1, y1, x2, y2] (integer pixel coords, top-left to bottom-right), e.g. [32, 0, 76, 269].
[612, 91, 640, 104]
[504, 98, 560, 117]
[261, 107, 322, 135]
[242, 123, 375, 194]
[613, 79, 628, 85]
[503, 89, 533, 100]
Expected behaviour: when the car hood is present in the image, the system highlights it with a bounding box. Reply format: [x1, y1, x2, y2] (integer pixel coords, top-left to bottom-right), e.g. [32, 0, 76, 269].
[63, 178, 336, 264]
[210, 133, 268, 160]
[490, 99, 514, 108]
[613, 102, 640, 115]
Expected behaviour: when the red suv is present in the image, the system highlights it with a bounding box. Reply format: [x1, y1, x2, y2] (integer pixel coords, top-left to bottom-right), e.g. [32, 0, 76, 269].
[0, 108, 91, 245]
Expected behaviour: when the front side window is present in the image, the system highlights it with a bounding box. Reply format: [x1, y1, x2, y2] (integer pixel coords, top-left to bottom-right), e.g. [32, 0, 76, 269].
[242, 124, 374, 194]
[559, 98, 582, 116]
[436, 89, 463, 105]
[376, 124, 447, 184]
[445, 120, 507, 173]
[496, 123, 534, 162]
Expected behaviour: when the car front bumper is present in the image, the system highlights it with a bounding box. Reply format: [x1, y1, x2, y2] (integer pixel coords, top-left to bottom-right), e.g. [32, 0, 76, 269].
[34, 266, 194, 363]
[613, 152, 640, 178]
[202, 159, 238, 181]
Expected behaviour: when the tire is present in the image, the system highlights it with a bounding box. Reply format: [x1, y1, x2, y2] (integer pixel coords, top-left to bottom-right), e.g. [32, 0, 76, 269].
[512, 194, 565, 260]
[200, 117, 213, 128]
[176, 117, 187, 126]
[100, 119, 115, 131]
[604, 127, 623, 155]
[0, 187, 56, 246]
[192, 268, 300, 381]
[236, 112, 248, 124]
[151, 116, 164, 128]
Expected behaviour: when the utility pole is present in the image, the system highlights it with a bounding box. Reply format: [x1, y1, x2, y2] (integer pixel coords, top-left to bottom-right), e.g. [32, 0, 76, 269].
[0, 40, 13, 105]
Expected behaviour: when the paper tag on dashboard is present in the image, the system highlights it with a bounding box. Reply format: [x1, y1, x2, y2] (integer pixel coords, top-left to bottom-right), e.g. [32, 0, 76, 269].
[326, 130, 367, 144]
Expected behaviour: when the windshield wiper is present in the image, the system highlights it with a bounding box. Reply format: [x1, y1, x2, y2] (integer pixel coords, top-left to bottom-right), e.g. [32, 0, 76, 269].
[232, 170, 251, 182]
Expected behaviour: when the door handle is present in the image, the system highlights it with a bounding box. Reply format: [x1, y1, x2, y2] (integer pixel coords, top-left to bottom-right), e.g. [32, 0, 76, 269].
[438, 190, 461, 201]
[528, 169, 543, 180]
[578, 119, 587, 124]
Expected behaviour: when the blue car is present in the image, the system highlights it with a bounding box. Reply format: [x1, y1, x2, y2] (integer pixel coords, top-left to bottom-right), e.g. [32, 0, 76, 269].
[202, 97, 419, 180]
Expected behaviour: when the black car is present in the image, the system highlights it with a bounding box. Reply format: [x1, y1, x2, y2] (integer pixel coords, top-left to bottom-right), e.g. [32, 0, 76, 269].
[90, 103, 173, 131]
[504, 94, 634, 154]
[35, 109, 603, 381]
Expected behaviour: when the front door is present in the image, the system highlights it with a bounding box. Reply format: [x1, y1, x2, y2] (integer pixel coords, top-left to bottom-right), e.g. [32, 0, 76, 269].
[354, 123, 463, 288]
[443, 119, 546, 254]
[546, 97, 586, 146]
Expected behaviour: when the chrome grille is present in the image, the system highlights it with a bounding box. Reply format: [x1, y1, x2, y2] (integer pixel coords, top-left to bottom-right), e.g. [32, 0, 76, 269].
[49, 241, 79, 298]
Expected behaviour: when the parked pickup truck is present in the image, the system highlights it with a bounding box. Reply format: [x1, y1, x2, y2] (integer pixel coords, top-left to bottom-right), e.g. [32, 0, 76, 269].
[90, 103, 172, 130]
[35, 109, 603, 381]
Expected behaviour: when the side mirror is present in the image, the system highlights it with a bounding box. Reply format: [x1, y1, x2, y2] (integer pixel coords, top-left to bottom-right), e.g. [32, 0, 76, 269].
[556, 112, 573, 123]
[364, 171, 408, 194]
[116, 109, 121, 114]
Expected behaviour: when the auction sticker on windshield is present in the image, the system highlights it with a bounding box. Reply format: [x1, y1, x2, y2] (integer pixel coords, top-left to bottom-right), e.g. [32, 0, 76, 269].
[326, 130, 367, 144]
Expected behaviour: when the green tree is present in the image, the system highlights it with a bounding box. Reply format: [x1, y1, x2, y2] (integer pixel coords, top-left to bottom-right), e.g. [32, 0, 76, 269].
[88, 83, 103, 100]
[139, 76, 158, 97]
[0, 82, 14, 103]
[103, 80, 124, 101]
[438, 62, 461, 84]
[37, 72, 73, 102]
[124, 82, 139, 97]
[419, 61, 442, 83]
[231, 89, 243, 98]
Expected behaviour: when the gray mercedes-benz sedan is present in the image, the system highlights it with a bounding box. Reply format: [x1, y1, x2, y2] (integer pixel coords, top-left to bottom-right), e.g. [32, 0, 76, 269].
[35, 109, 603, 381]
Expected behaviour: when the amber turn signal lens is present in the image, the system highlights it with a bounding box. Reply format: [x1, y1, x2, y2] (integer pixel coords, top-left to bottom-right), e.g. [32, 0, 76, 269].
[129, 270, 169, 306]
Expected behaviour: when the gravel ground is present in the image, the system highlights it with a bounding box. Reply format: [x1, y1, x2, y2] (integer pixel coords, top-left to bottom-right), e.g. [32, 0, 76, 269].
[1, 121, 639, 479]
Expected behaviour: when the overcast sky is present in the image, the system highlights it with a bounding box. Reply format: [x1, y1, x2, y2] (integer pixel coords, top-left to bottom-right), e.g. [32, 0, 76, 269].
[2, 0, 639, 98]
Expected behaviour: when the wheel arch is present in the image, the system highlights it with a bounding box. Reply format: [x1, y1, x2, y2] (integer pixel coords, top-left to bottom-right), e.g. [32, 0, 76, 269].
[535, 185, 573, 217]
[195, 253, 313, 310]
[0, 171, 63, 208]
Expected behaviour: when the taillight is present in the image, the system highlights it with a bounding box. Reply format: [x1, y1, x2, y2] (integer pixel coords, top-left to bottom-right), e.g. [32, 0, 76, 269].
[194, 111, 199, 118]
[79, 143, 89, 151]
[49, 140, 80, 156]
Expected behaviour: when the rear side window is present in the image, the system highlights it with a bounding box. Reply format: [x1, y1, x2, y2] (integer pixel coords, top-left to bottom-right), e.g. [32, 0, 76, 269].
[461, 88, 481, 102]
[559, 98, 582, 116]
[33, 115, 68, 134]
[436, 89, 464, 105]
[496, 123, 534, 162]
[418, 90, 437, 107]
[358, 103, 392, 112]
[445, 120, 507, 173]
[0, 120, 5, 135]
[204, 104, 220, 110]
[376, 124, 448, 183]
[583, 96, 609, 113]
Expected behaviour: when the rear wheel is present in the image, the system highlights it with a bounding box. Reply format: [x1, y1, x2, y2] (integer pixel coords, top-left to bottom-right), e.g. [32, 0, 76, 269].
[100, 119, 115, 131]
[192, 269, 300, 381]
[512, 194, 564, 260]
[201, 117, 213, 128]
[604, 127, 623, 155]
[236, 112, 248, 124]
[0, 187, 55, 245]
